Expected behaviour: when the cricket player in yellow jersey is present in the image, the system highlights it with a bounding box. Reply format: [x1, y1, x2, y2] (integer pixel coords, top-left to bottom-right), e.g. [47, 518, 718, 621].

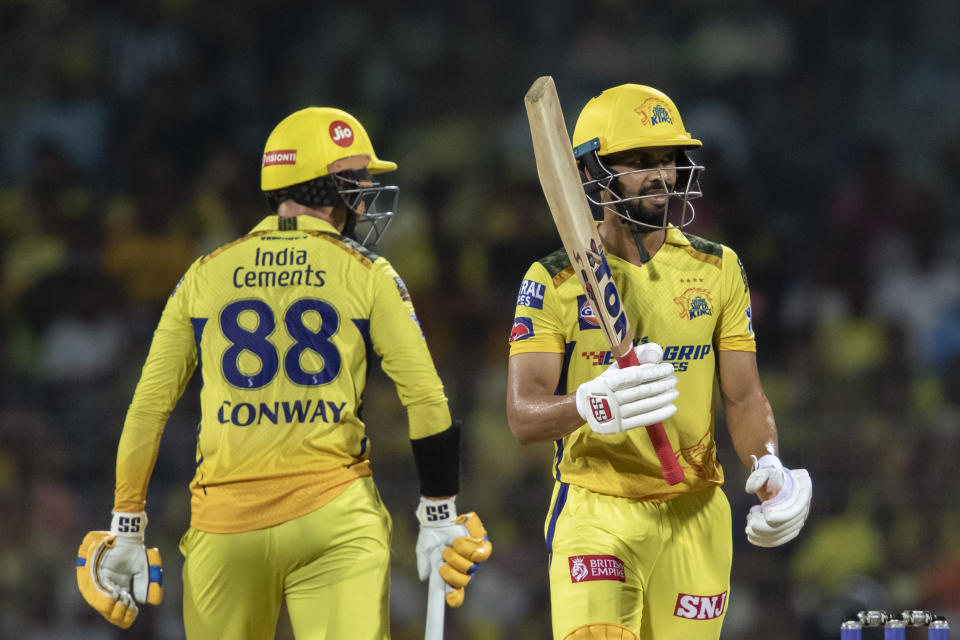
[506, 84, 812, 640]
[76, 107, 491, 639]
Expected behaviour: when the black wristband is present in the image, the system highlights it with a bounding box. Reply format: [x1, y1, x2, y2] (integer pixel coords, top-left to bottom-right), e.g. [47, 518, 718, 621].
[410, 420, 461, 497]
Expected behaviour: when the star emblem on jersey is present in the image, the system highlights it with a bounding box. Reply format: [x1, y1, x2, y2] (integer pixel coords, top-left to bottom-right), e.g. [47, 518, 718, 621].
[589, 396, 612, 422]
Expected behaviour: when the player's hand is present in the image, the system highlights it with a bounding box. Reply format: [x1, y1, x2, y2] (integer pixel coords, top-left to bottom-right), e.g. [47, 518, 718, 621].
[575, 343, 678, 435]
[744, 454, 812, 547]
[415, 497, 492, 607]
[76, 511, 163, 628]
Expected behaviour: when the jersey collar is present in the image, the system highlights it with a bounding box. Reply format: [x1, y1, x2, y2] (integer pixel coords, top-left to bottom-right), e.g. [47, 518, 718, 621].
[663, 225, 690, 247]
[250, 215, 340, 235]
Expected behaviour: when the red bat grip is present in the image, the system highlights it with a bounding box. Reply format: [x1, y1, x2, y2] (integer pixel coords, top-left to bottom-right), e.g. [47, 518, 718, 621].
[616, 349, 685, 485]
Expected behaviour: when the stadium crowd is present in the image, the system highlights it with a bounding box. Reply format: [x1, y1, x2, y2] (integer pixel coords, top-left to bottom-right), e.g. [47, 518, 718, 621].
[2, 1, 959, 638]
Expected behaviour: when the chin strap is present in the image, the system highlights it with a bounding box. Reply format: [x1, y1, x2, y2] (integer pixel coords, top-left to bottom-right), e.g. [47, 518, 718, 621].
[628, 224, 652, 264]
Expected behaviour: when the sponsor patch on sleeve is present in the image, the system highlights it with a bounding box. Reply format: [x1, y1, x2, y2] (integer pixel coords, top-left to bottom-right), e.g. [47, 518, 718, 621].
[394, 276, 412, 302]
[568, 555, 626, 583]
[509, 317, 535, 342]
[737, 257, 749, 292]
[516, 279, 546, 309]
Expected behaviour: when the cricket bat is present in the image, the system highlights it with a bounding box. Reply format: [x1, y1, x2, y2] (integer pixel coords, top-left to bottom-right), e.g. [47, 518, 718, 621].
[524, 75, 685, 486]
[425, 567, 445, 640]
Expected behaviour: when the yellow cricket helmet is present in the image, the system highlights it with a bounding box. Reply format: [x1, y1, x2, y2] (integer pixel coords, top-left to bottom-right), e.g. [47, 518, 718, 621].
[261, 107, 396, 191]
[572, 84, 701, 158]
[260, 107, 399, 247]
[571, 84, 704, 233]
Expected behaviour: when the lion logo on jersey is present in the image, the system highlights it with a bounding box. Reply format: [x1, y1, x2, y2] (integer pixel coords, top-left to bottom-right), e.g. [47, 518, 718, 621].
[673, 288, 713, 320]
[569, 557, 588, 583]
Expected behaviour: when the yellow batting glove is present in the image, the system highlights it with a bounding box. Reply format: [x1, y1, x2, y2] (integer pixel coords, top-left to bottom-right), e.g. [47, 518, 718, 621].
[436, 512, 492, 607]
[76, 512, 163, 628]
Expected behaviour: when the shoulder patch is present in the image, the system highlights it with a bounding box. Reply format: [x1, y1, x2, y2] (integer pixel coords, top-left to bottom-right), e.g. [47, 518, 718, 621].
[681, 232, 723, 259]
[537, 248, 571, 278]
[199, 230, 271, 264]
[304, 231, 380, 268]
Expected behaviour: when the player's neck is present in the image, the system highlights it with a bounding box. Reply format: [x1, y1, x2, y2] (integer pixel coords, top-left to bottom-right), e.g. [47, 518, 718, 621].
[599, 221, 665, 266]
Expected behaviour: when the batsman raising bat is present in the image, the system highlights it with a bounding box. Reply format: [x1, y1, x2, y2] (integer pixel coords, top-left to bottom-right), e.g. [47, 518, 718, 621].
[508, 80, 812, 639]
[76, 106, 490, 639]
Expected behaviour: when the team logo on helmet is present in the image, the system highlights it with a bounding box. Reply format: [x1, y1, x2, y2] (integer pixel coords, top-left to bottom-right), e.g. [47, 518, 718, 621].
[329, 120, 354, 147]
[634, 98, 675, 128]
[262, 149, 297, 167]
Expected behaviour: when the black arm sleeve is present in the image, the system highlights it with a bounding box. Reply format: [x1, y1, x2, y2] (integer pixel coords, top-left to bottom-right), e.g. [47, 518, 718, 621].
[410, 420, 461, 497]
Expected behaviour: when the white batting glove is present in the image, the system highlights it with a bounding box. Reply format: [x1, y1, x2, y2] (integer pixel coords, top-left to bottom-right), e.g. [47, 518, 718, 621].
[575, 343, 678, 435]
[415, 497, 492, 607]
[76, 511, 163, 628]
[744, 455, 812, 547]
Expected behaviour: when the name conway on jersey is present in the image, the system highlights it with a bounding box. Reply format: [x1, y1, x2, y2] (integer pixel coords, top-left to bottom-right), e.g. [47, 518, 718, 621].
[509, 227, 754, 500]
[114, 215, 449, 533]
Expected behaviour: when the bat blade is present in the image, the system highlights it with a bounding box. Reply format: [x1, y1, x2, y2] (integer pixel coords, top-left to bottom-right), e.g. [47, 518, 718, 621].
[524, 76, 685, 485]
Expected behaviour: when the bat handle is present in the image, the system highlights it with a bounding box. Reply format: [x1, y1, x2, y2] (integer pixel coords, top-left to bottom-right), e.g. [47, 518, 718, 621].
[425, 567, 446, 640]
[616, 350, 685, 486]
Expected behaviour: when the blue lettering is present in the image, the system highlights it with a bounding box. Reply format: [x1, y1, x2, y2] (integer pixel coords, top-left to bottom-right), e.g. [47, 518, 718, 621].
[217, 398, 345, 426]
[232, 403, 256, 426]
[310, 401, 327, 422]
[327, 401, 346, 423]
[282, 400, 311, 423]
[651, 105, 673, 126]
[661, 344, 711, 362]
[603, 281, 621, 318]
[259, 402, 279, 424]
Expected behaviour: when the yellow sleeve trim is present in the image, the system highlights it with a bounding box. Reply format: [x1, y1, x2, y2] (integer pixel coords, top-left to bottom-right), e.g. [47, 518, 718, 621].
[681, 245, 722, 270]
[307, 232, 375, 268]
[509, 337, 566, 356]
[716, 336, 756, 352]
[552, 265, 577, 288]
[199, 231, 270, 264]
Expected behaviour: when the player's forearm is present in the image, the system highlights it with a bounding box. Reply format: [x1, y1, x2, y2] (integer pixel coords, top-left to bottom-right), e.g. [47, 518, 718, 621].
[724, 390, 779, 468]
[506, 393, 583, 444]
[114, 419, 165, 511]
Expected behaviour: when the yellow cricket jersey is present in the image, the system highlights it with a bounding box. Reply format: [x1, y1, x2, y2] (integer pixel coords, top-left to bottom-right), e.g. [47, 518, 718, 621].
[509, 227, 755, 501]
[114, 215, 451, 533]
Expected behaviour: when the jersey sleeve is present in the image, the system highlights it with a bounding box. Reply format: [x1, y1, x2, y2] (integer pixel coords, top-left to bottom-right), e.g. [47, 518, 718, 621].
[714, 246, 756, 352]
[368, 259, 451, 440]
[114, 261, 201, 512]
[508, 261, 566, 355]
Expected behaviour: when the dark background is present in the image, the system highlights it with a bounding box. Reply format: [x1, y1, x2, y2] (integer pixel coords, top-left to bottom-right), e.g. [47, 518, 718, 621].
[2, 1, 959, 638]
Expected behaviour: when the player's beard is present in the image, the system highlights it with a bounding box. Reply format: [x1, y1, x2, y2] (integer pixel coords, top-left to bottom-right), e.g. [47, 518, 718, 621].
[618, 195, 670, 231]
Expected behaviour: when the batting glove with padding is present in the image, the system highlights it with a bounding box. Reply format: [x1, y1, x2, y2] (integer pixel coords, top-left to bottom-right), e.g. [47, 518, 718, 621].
[744, 454, 812, 547]
[575, 343, 678, 435]
[415, 497, 492, 607]
[76, 511, 163, 628]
